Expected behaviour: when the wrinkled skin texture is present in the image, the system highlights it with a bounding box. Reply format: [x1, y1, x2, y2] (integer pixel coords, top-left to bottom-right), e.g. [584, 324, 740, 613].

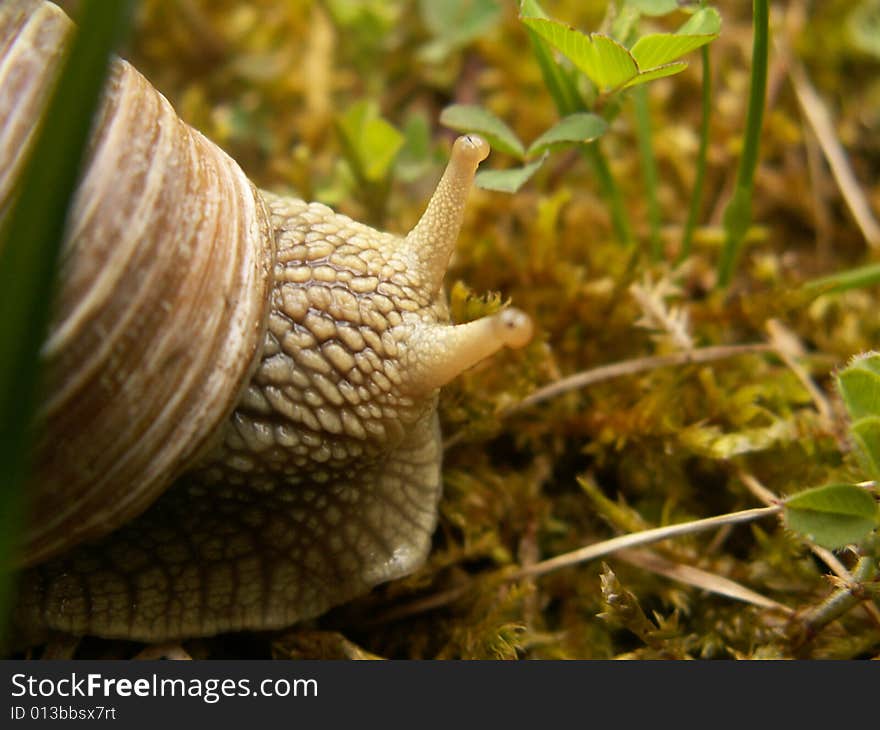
[14, 197, 448, 642]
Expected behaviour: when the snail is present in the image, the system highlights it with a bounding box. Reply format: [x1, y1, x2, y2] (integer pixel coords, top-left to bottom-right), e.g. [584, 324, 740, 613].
[1, 0, 533, 647]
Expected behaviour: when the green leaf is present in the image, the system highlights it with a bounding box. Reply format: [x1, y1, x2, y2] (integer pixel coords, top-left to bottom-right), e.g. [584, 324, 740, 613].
[336, 100, 404, 182]
[837, 352, 880, 422]
[678, 6, 723, 36]
[627, 0, 683, 15]
[851, 416, 880, 482]
[784, 484, 878, 550]
[420, 0, 501, 44]
[591, 35, 641, 89]
[475, 154, 547, 192]
[631, 34, 712, 70]
[419, 0, 501, 62]
[621, 62, 688, 89]
[837, 353, 880, 480]
[519, 0, 550, 20]
[527, 113, 608, 156]
[522, 8, 718, 95]
[521, 17, 638, 91]
[630, 9, 720, 68]
[440, 104, 526, 158]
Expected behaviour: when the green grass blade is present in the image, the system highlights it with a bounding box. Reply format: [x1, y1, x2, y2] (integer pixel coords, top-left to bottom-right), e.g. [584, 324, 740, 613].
[633, 85, 662, 259]
[679, 45, 712, 262]
[0, 0, 132, 643]
[584, 141, 635, 247]
[803, 262, 880, 295]
[524, 27, 582, 116]
[716, 0, 769, 288]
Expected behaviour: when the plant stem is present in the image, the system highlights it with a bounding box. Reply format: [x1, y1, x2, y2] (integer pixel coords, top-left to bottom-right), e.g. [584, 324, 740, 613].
[524, 19, 634, 247]
[583, 142, 635, 247]
[633, 84, 662, 259]
[716, 0, 769, 288]
[803, 262, 880, 296]
[787, 54, 880, 248]
[509, 342, 774, 412]
[509, 505, 781, 582]
[680, 45, 712, 262]
[796, 539, 879, 644]
[524, 26, 580, 118]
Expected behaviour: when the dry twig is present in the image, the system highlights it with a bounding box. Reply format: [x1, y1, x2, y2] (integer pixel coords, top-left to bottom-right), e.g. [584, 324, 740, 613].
[509, 343, 774, 412]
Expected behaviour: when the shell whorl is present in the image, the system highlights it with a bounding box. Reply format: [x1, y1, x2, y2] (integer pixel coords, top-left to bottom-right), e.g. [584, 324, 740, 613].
[4, 1, 533, 644]
[1, 1, 274, 566]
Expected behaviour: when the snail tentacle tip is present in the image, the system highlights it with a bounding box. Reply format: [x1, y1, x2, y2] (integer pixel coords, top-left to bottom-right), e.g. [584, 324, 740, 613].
[407, 309, 534, 392]
[452, 134, 490, 166]
[495, 307, 533, 350]
[402, 134, 490, 294]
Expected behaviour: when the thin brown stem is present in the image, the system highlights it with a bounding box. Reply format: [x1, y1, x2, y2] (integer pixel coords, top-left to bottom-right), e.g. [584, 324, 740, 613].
[777, 33, 880, 248]
[509, 343, 774, 413]
[616, 548, 792, 615]
[507, 506, 781, 582]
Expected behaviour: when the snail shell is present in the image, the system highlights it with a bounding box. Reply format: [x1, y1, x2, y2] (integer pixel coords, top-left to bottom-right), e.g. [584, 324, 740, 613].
[2, 1, 533, 644]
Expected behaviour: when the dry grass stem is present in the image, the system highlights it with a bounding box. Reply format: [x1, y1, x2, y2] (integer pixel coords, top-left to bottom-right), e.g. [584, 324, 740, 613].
[616, 548, 793, 614]
[777, 41, 880, 248]
[507, 506, 782, 582]
[370, 505, 783, 624]
[765, 318, 833, 425]
[511, 343, 774, 412]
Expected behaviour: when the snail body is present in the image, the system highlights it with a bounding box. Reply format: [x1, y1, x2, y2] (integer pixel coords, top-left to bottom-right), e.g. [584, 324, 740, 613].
[2, 1, 532, 645]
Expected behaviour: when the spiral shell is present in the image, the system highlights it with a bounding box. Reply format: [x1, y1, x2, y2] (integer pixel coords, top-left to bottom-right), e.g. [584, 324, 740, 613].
[1, 0, 273, 566]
